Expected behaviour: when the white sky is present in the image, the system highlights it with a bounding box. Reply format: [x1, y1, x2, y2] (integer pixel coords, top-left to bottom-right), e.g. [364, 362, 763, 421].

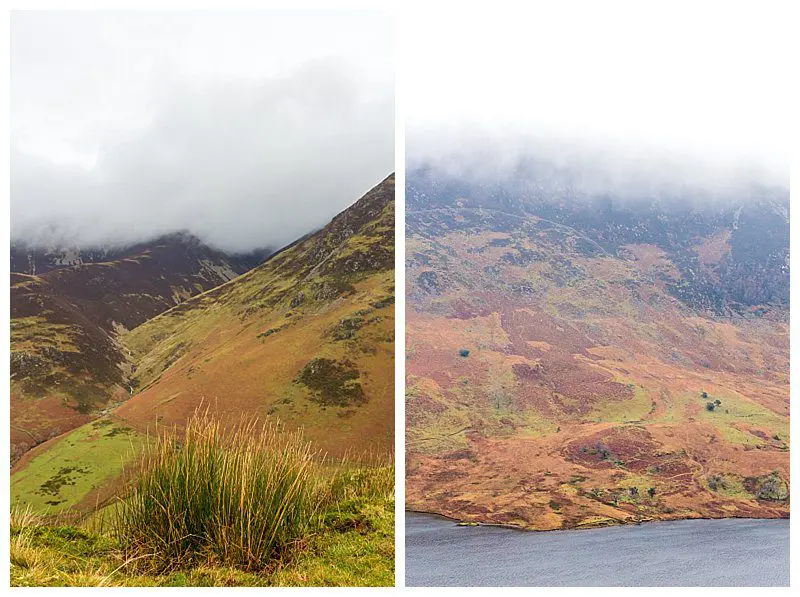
[11, 10, 394, 251]
[9, 4, 791, 251]
[13, 10, 393, 168]
[404, 1, 791, 176]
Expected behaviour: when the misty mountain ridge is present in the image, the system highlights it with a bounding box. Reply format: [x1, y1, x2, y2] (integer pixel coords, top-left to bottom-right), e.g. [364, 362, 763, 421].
[408, 159, 789, 313]
[10, 231, 269, 460]
[11, 230, 275, 276]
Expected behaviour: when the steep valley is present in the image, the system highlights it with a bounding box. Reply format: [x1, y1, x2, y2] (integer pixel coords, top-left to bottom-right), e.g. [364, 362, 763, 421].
[11, 175, 395, 517]
[10, 233, 255, 461]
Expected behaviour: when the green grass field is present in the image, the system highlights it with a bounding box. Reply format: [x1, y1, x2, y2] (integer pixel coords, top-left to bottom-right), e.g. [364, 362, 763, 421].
[696, 391, 788, 447]
[11, 418, 144, 515]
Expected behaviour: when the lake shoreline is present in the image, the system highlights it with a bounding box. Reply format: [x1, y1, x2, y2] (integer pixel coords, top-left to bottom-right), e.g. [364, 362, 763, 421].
[405, 507, 790, 533]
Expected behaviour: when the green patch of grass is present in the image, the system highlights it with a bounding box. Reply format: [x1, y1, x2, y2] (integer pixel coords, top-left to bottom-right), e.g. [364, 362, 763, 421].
[405, 384, 472, 455]
[706, 471, 789, 501]
[697, 391, 788, 446]
[270, 465, 394, 586]
[704, 473, 750, 498]
[11, 419, 144, 515]
[515, 409, 558, 437]
[11, 316, 81, 353]
[648, 389, 688, 424]
[586, 384, 651, 423]
[269, 497, 393, 587]
[615, 473, 657, 495]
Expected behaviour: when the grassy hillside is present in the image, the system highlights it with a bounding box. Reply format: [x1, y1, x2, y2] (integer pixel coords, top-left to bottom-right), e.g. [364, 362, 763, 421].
[11, 412, 394, 587]
[10, 234, 250, 461]
[406, 205, 789, 529]
[10, 174, 395, 586]
[11, 417, 144, 516]
[114, 174, 395, 457]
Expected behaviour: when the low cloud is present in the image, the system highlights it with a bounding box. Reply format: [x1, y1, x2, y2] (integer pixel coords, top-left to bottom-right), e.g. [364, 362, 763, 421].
[405, 3, 789, 206]
[12, 62, 394, 253]
[408, 127, 788, 207]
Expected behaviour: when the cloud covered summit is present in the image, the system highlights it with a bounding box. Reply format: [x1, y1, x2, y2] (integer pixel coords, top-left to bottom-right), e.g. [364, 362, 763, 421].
[11, 11, 394, 252]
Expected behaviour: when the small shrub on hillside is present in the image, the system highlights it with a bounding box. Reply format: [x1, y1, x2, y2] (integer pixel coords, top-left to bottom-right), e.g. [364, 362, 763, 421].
[296, 358, 366, 407]
[591, 441, 619, 464]
[705, 402, 716, 412]
[756, 473, 789, 501]
[459, 349, 470, 357]
[328, 316, 369, 341]
[370, 296, 394, 310]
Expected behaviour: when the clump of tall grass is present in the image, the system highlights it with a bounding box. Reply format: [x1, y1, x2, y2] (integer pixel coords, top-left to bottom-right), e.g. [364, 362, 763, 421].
[113, 411, 323, 573]
[10, 505, 44, 572]
[11, 504, 41, 532]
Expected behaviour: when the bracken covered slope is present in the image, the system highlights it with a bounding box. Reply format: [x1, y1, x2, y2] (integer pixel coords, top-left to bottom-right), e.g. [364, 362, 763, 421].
[11, 174, 395, 516]
[10, 234, 252, 461]
[406, 166, 789, 530]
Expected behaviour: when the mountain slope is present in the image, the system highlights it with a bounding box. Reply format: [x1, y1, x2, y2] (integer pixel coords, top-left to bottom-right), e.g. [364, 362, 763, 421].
[116, 174, 395, 455]
[406, 166, 789, 529]
[10, 234, 252, 461]
[11, 174, 395, 516]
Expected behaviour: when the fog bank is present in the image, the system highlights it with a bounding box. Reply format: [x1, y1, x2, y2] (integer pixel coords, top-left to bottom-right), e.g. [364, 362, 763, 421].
[11, 11, 394, 252]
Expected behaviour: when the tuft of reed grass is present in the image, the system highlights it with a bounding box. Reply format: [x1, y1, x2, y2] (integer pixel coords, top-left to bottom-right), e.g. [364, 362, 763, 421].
[113, 410, 323, 573]
[10, 507, 43, 573]
[10, 504, 41, 531]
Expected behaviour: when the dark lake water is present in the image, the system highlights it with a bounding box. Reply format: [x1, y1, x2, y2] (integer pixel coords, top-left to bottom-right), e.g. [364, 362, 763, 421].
[406, 513, 789, 586]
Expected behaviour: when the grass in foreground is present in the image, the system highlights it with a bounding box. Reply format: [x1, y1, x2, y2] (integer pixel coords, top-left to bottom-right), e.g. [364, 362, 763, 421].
[115, 412, 321, 573]
[10, 412, 394, 586]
